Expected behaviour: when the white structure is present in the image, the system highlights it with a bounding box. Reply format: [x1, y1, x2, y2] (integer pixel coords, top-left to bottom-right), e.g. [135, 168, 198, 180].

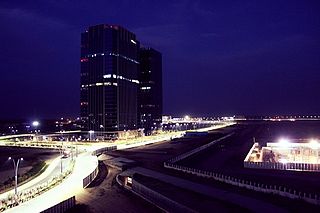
[244, 139, 320, 172]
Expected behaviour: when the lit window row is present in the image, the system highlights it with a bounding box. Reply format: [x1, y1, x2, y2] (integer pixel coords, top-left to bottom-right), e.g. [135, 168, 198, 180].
[141, 104, 155, 107]
[141, 87, 151, 90]
[81, 82, 118, 87]
[84, 52, 139, 64]
[103, 74, 139, 84]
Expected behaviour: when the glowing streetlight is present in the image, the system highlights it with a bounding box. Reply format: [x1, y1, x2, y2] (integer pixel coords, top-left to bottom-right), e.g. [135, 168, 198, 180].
[309, 139, 319, 149]
[32, 121, 40, 127]
[32, 120, 40, 144]
[8, 157, 24, 196]
[278, 138, 290, 148]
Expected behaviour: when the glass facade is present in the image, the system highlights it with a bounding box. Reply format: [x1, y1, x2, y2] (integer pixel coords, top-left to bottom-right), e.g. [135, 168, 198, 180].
[80, 24, 139, 131]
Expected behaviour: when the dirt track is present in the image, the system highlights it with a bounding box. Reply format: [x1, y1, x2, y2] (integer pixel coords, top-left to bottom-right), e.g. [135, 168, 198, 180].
[75, 161, 162, 213]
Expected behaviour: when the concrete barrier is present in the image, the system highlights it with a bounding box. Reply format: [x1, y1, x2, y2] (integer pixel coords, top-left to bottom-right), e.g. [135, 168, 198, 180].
[82, 165, 99, 188]
[132, 179, 195, 213]
[82, 145, 117, 188]
[92, 146, 117, 156]
[41, 196, 75, 213]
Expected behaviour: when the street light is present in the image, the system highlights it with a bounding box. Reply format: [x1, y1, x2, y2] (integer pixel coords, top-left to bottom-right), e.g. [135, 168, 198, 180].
[278, 138, 290, 148]
[309, 139, 319, 149]
[59, 142, 64, 174]
[32, 121, 39, 127]
[32, 121, 40, 144]
[8, 157, 23, 196]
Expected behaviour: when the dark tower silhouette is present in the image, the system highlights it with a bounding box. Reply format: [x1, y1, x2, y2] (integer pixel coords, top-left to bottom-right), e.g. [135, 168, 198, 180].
[138, 47, 162, 135]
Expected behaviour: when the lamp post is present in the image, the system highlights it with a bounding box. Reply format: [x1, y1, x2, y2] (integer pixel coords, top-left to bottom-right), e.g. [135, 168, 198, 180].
[32, 121, 40, 145]
[8, 157, 23, 196]
[59, 141, 64, 174]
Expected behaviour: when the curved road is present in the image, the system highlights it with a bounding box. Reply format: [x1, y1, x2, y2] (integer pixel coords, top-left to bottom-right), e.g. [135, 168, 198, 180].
[0, 156, 72, 200]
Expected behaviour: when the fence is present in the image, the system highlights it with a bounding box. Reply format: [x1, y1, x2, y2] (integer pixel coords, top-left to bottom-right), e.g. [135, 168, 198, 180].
[168, 133, 235, 163]
[82, 145, 117, 188]
[92, 146, 117, 156]
[164, 133, 320, 206]
[164, 161, 320, 206]
[41, 196, 76, 213]
[244, 161, 320, 172]
[82, 163, 99, 188]
[132, 179, 195, 213]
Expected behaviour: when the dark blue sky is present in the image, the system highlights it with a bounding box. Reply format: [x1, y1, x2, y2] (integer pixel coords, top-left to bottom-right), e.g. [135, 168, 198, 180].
[0, 0, 319, 119]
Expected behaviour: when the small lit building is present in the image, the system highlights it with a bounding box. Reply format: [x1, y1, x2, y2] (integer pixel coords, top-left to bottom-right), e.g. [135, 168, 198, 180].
[244, 139, 320, 171]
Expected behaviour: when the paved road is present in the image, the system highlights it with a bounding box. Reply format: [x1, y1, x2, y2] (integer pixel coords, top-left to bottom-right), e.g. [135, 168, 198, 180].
[6, 152, 97, 213]
[0, 156, 73, 200]
[25, 157, 72, 189]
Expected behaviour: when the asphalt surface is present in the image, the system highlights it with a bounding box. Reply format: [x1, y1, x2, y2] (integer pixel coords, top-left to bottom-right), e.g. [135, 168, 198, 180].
[24, 157, 73, 190]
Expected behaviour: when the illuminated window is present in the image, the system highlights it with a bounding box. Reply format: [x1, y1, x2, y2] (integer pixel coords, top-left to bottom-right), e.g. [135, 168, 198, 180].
[141, 87, 151, 90]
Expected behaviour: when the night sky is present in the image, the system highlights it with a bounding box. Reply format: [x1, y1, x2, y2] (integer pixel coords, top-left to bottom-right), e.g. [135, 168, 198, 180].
[0, 1, 319, 119]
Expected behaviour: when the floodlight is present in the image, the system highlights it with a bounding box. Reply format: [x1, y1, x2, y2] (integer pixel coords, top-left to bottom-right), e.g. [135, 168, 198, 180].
[278, 138, 290, 147]
[309, 139, 319, 149]
[32, 121, 40, 127]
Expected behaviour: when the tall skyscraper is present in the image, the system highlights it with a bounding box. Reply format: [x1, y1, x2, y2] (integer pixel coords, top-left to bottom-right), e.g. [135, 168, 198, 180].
[138, 47, 163, 134]
[80, 24, 140, 132]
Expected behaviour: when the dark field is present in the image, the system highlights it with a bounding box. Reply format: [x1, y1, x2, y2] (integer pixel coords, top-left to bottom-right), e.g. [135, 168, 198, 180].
[134, 173, 248, 213]
[109, 126, 236, 171]
[0, 146, 59, 173]
[179, 121, 320, 194]
[110, 121, 320, 211]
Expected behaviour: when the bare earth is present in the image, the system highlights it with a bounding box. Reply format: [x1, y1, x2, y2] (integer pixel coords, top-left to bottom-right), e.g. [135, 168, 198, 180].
[75, 161, 162, 213]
